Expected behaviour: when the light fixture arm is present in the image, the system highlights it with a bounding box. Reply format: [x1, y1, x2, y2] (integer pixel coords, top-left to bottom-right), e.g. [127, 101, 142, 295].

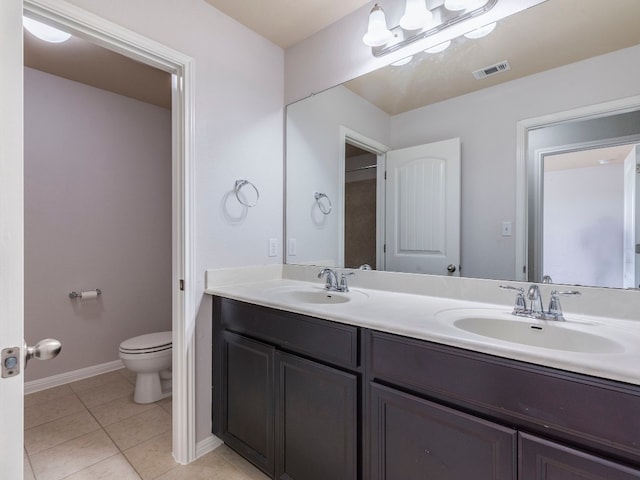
[371, 0, 498, 57]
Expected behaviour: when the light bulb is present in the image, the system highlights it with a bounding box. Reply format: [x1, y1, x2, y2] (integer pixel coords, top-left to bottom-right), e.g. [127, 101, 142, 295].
[363, 4, 393, 47]
[444, 0, 475, 11]
[464, 22, 496, 39]
[400, 0, 433, 31]
[23, 16, 71, 43]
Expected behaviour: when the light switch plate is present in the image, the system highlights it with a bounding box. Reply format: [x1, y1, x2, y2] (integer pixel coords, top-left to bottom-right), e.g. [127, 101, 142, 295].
[268, 238, 278, 257]
[501, 221, 513, 237]
[288, 238, 297, 256]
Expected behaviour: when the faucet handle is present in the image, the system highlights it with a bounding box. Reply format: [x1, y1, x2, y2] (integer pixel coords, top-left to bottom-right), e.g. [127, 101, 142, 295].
[548, 290, 581, 321]
[499, 285, 527, 314]
[340, 272, 355, 292]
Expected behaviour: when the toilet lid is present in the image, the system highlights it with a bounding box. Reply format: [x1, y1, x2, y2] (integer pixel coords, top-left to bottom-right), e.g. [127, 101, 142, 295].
[120, 331, 172, 352]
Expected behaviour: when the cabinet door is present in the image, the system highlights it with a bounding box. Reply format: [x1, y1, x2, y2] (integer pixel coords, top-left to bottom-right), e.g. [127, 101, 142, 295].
[222, 331, 275, 475]
[370, 383, 516, 480]
[520, 433, 640, 480]
[275, 351, 358, 480]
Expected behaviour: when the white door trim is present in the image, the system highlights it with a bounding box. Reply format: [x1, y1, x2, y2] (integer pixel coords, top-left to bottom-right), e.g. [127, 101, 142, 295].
[515, 94, 640, 282]
[24, 0, 197, 464]
[338, 127, 389, 268]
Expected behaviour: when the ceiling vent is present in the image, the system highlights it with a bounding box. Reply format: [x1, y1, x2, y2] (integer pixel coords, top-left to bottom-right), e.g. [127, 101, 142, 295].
[472, 60, 511, 80]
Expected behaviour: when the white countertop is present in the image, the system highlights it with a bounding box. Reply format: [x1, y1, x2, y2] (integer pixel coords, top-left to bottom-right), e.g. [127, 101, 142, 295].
[205, 265, 640, 387]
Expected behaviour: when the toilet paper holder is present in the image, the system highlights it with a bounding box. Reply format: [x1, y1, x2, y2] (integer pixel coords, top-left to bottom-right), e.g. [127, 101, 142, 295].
[69, 289, 102, 299]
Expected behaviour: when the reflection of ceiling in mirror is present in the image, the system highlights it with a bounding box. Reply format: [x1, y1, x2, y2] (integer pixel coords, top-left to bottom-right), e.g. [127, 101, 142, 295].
[344, 0, 640, 115]
[544, 144, 636, 172]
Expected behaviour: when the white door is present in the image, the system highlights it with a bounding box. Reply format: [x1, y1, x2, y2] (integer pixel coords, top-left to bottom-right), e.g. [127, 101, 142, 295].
[385, 138, 461, 275]
[0, 0, 25, 478]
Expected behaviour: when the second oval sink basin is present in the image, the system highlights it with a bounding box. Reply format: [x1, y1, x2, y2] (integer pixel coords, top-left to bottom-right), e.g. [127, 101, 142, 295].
[264, 285, 368, 305]
[279, 290, 352, 304]
[452, 316, 624, 354]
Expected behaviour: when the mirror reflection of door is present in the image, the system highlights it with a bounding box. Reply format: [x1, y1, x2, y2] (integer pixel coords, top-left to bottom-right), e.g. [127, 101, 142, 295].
[542, 143, 640, 288]
[344, 142, 378, 269]
[385, 138, 461, 276]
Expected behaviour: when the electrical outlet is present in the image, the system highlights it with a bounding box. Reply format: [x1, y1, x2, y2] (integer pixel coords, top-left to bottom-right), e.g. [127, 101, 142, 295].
[288, 238, 297, 256]
[501, 221, 512, 237]
[268, 238, 278, 257]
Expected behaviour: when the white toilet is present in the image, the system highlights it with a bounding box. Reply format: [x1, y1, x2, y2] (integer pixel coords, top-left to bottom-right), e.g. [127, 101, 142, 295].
[119, 331, 172, 404]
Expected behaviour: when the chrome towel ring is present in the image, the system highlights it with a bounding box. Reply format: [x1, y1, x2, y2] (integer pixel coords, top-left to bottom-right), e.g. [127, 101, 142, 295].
[235, 179, 259, 207]
[314, 192, 332, 215]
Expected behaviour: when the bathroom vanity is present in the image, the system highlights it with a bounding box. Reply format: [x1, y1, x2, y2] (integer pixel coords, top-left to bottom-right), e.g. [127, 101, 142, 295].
[208, 270, 640, 480]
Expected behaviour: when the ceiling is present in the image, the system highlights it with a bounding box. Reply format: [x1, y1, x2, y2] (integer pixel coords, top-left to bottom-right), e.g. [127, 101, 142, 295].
[23, 0, 640, 115]
[345, 0, 640, 115]
[545, 145, 636, 172]
[202, 0, 371, 48]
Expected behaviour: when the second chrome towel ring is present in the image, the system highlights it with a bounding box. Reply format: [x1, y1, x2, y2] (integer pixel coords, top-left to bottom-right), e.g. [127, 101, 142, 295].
[235, 179, 259, 207]
[314, 192, 332, 215]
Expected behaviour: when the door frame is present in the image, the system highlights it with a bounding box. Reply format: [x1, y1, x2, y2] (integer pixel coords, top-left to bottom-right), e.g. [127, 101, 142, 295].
[515, 94, 640, 283]
[24, 0, 197, 464]
[338, 127, 389, 269]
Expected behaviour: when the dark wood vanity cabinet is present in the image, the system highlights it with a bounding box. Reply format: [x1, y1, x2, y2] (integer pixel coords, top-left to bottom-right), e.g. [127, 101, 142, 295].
[370, 382, 517, 479]
[212, 297, 360, 479]
[213, 297, 640, 480]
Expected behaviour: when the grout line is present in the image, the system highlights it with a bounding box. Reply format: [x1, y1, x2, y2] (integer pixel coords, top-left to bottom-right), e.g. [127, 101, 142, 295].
[26, 374, 175, 480]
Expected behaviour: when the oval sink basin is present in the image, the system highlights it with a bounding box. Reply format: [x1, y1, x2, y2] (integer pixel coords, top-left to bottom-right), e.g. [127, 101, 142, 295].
[452, 316, 623, 354]
[265, 286, 368, 305]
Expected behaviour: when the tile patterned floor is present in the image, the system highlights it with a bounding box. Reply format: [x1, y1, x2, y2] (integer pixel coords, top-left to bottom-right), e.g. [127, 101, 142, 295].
[24, 369, 269, 480]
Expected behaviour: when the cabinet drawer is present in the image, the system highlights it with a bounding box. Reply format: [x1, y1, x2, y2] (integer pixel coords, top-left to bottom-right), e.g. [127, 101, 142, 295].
[368, 330, 640, 465]
[220, 298, 360, 368]
[370, 382, 516, 480]
[519, 433, 640, 480]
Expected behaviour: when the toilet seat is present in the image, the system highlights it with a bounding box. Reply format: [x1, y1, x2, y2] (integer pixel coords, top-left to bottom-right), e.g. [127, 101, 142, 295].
[119, 331, 172, 355]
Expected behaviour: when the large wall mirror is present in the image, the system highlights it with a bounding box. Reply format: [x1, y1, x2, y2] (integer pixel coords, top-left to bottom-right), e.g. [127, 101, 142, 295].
[285, 0, 640, 289]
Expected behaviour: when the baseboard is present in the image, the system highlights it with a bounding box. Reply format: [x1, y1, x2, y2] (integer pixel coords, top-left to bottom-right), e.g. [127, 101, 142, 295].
[196, 434, 223, 459]
[24, 359, 125, 395]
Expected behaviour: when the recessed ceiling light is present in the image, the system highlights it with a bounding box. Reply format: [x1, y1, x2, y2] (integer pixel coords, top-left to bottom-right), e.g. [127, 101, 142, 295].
[598, 159, 612, 165]
[23, 16, 71, 43]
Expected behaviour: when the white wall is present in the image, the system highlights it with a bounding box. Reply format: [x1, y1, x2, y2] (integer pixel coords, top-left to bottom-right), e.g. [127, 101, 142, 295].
[286, 86, 390, 266]
[24, 67, 172, 381]
[544, 164, 623, 288]
[389, 44, 640, 280]
[63, 0, 284, 443]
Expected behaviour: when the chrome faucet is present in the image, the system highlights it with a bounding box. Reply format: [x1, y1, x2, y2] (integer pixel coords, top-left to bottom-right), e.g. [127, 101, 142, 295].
[527, 284, 544, 317]
[318, 269, 354, 292]
[318, 268, 339, 291]
[500, 284, 581, 320]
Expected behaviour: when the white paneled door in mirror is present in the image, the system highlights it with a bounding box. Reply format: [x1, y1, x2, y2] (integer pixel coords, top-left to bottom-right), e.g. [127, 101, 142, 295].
[385, 138, 461, 275]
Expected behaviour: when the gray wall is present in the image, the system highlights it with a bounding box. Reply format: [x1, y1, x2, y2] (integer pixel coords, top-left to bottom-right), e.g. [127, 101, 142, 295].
[24, 67, 172, 381]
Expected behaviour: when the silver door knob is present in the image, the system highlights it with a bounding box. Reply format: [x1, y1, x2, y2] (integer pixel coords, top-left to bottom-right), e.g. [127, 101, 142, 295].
[24, 338, 62, 367]
[447, 264, 457, 273]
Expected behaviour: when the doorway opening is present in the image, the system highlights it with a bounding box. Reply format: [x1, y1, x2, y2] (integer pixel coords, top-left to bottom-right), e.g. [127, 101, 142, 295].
[23, 1, 195, 464]
[344, 142, 378, 270]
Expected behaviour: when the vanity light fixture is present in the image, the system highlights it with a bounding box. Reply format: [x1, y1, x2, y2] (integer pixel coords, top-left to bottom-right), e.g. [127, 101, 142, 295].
[424, 40, 451, 53]
[363, 4, 393, 47]
[390, 55, 414, 66]
[463, 21, 496, 39]
[400, 0, 433, 31]
[444, 0, 479, 11]
[23, 16, 71, 43]
[363, 0, 497, 57]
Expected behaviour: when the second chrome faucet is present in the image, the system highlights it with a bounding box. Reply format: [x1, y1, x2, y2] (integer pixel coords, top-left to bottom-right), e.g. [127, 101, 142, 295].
[500, 284, 581, 321]
[318, 268, 353, 292]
